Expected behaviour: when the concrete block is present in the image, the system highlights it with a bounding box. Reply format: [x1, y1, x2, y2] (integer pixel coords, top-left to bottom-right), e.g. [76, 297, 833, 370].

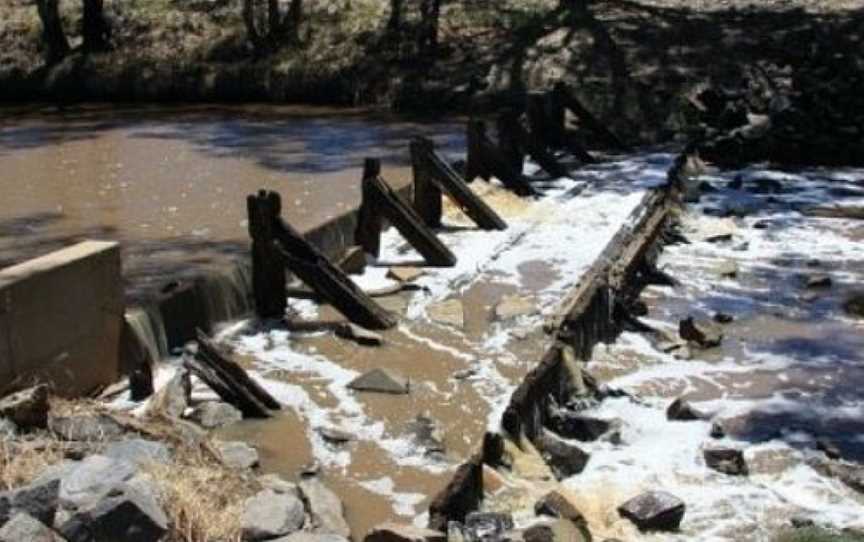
[0, 241, 123, 397]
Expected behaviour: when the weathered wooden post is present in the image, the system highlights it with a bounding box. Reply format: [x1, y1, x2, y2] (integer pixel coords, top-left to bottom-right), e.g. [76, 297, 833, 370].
[496, 109, 526, 175]
[411, 141, 444, 229]
[247, 190, 287, 319]
[465, 120, 538, 197]
[355, 159, 385, 258]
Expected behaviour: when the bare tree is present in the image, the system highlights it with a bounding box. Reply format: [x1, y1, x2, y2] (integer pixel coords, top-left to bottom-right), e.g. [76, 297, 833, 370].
[244, 0, 303, 54]
[35, 0, 70, 64]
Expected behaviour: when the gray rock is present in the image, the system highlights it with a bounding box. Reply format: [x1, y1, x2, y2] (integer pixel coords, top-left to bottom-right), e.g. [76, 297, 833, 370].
[534, 491, 587, 526]
[216, 441, 259, 470]
[547, 411, 613, 442]
[348, 369, 409, 395]
[57, 455, 138, 508]
[703, 447, 748, 476]
[364, 522, 446, 542]
[679, 317, 722, 349]
[617, 491, 685, 532]
[816, 438, 842, 460]
[257, 474, 300, 498]
[59, 483, 168, 542]
[810, 459, 864, 494]
[842, 293, 864, 318]
[0, 385, 49, 430]
[493, 296, 538, 322]
[49, 414, 125, 441]
[713, 261, 739, 278]
[710, 421, 726, 439]
[465, 512, 514, 541]
[535, 431, 590, 480]
[1, 478, 60, 527]
[427, 299, 465, 329]
[666, 398, 708, 421]
[405, 415, 446, 455]
[317, 427, 354, 445]
[190, 401, 243, 429]
[241, 489, 305, 541]
[0, 513, 65, 542]
[335, 324, 384, 347]
[523, 520, 590, 542]
[103, 439, 171, 467]
[713, 312, 734, 324]
[146, 368, 190, 419]
[298, 477, 350, 538]
[0, 418, 17, 440]
[272, 534, 349, 542]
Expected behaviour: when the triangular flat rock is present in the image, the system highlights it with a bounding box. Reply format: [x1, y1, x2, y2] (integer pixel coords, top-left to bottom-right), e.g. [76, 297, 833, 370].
[388, 266, 426, 283]
[348, 369, 409, 394]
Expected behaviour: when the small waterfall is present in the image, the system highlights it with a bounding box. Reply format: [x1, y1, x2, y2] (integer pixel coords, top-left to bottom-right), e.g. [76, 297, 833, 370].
[125, 305, 169, 362]
[196, 262, 253, 329]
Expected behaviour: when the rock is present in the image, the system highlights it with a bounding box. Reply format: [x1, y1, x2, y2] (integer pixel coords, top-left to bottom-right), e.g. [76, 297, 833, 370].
[465, 512, 514, 541]
[547, 411, 613, 442]
[629, 300, 649, 317]
[799, 205, 864, 220]
[810, 459, 864, 494]
[338, 246, 368, 275]
[535, 431, 590, 480]
[348, 369, 409, 395]
[666, 398, 707, 421]
[387, 266, 425, 283]
[710, 421, 726, 439]
[405, 414, 446, 455]
[747, 177, 784, 194]
[617, 491, 685, 532]
[103, 439, 171, 467]
[317, 427, 354, 445]
[173, 418, 209, 445]
[189, 401, 243, 429]
[0, 478, 60, 527]
[49, 414, 125, 441]
[376, 296, 409, 315]
[146, 368, 190, 419]
[713, 312, 734, 324]
[673, 346, 693, 361]
[523, 520, 590, 542]
[241, 489, 305, 541]
[703, 447, 748, 476]
[335, 324, 384, 347]
[427, 299, 465, 329]
[272, 534, 349, 542]
[790, 517, 815, 529]
[216, 441, 259, 470]
[0, 418, 17, 440]
[0, 385, 49, 430]
[493, 296, 538, 322]
[257, 474, 300, 497]
[59, 483, 168, 542]
[0, 513, 65, 542]
[842, 293, 864, 318]
[298, 477, 350, 538]
[679, 317, 722, 349]
[364, 523, 446, 542]
[452, 368, 478, 381]
[534, 491, 587, 526]
[805, 275, 832, 289]
[55, 455, 138, 508]
[713, 261, 739, 278]
[816, 438, 842, 460]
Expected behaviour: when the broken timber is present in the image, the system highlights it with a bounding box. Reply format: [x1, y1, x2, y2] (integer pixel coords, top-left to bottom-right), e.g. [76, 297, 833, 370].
[497, 109, 570, 179]
[355, 158, 458, 267]
[465, 120, 538, 197]
[553, 82, 630, 152]
[184, 329, 281, 418]
[247, 189, 396, 330]
[411, 137, 507, 231]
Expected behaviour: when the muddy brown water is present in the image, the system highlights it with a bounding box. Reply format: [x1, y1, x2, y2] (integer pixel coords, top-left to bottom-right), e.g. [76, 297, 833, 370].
[0, 104, 463, 302]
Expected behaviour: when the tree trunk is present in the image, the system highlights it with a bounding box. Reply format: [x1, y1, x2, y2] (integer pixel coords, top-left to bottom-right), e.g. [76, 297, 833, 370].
[82, 0, 110, 52]
[35, 0, 69, 64]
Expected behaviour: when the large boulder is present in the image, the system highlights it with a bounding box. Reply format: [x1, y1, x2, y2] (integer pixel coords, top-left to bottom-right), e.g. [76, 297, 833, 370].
[679, 317, 722, 349]
[241, 490, 305, 541]
[703, 447, 748, 476]
[189, 401, 243, 429]
[298, 477, 350, 538]
[52, 455, 138, 508]
[617, 491, 685, 532]
[48, 414, 125, 442]
[0, 385, 49, 430]
[0, 513, 65, 542]
[364, 523, 446, 542]
[58, 483, 168, 542]
[535, 431, 590, 480]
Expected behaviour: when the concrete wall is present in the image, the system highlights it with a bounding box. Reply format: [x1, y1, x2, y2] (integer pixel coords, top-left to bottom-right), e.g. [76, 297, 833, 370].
[0, 241, 124, 397]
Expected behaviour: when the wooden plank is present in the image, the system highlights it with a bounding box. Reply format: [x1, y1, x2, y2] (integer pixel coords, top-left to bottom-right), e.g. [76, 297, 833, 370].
[411, 137, 507, 231]
[359, 158, 458, 267]
[553, 82, 630, 152]
[247, 191, 287, 319]
[465, 120, 538, 197]
[270, 197, 397, 330]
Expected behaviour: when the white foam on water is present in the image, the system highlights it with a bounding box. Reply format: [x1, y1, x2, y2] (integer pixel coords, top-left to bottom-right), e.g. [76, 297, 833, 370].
[357, 476, 427, 517]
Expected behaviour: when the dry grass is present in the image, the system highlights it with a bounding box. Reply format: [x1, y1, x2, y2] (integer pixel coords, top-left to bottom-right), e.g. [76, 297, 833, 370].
[0, 438, 65, 492]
